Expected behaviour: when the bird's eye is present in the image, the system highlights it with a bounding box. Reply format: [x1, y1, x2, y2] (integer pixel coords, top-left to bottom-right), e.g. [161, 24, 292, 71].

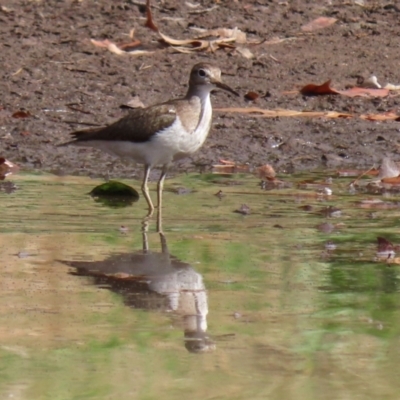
[198, 69, 206, 77]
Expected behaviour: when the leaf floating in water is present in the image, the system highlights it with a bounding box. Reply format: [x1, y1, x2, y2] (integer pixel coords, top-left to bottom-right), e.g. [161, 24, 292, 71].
[317, 206, 342, 218]
[168, 186, 192, 195]
[119, 225, 129, 234]
[376, 236, 398, 262]
[212, 159, 251, 175]
[89, 181, 139, 208]
[234, 204, 251, 215]
[0, 181, 18, 194]
[214, 190, 225, 199]
[315, 222, 336, 234]
[0, 157, 19, 180]
[357, 199, 400, 209]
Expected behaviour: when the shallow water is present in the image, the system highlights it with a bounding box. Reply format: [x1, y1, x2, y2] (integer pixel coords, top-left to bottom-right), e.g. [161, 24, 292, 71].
[1, 171, 400, 399]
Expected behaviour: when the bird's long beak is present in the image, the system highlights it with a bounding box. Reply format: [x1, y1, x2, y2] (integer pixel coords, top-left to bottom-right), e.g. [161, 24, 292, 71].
[212, 80, 240, 97]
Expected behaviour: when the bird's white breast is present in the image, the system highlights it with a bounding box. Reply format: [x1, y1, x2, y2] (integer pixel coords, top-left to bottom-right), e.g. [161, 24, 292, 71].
[150, 95, 212, 164]
[71, 96, 213, 167]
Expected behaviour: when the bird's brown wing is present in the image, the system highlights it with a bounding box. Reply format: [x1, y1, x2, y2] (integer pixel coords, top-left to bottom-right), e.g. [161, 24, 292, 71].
[66, 103, 178, 144]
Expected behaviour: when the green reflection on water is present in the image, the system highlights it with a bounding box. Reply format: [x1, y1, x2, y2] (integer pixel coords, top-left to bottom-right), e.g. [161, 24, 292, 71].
[1, 172, 400, 399]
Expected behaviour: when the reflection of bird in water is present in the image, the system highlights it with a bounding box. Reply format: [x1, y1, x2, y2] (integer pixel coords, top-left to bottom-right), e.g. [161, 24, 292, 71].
[60, 232, 215, 353]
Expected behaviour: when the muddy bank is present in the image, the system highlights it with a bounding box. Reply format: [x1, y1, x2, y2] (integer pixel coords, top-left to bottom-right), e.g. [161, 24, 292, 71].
[1, 0, 400, 181]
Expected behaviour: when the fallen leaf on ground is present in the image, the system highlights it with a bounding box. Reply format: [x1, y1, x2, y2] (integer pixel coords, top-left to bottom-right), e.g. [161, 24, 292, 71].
[215, 107, 352, 119]
[90, 0, 263, 57]
[90, 38, 154, 56]
[189, 27, 249, 44]
[12, 110, 31, 118]
[120, 96, 145, 109]
[144, 0, 158, 32]
[360, 111, 400, 121]
[301, 17, 337, 32]
[299, 80, 389, 97]
[158, 27, 257, 54]
[339, 86, 389, 97]
[244, 91, 260, 102]
[187, 5, 218, 14]
[235, 46, 254, 59]
[263, 36, 298, 45]
[219, 159, 236, 165]
[300, 80, 338, 96]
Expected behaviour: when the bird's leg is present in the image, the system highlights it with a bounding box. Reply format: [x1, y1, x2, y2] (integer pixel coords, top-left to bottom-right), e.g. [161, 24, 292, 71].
[141, 165, 154, 217]
[156, 166, 168, 233]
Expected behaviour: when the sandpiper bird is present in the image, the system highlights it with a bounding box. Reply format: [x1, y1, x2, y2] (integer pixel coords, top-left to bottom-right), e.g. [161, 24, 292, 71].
[63, 63, 238, 220]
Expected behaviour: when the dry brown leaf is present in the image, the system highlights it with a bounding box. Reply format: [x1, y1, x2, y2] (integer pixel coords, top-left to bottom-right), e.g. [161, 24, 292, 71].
[158, 30, 236, 53]
[157, 31, 199, 46]
[299, 80, 389, 98]
[300, 80, 339, 96]
[124, 96, 145, 109]
[187, 5, 219, 14]
[338, 87, 389, 98]
[219, 159, 236, 165]
[145, 0, 159, 32]
[360, 111, 400, 121]
[301, 17, 337, 32]
[91, 39, 114, 48]
[12, 110, 31, 119]
[90, 39, 154, 56]
[91, 0, 261, 58]
[244, 91, 260, 102]
[263, 37, 298, 45]
[215, 107, 353, 119]
[119, 40, 143, 51]
[236, 46, 254, 59]
[158, 26, 262, 56]
[190, 27, 248, 43]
